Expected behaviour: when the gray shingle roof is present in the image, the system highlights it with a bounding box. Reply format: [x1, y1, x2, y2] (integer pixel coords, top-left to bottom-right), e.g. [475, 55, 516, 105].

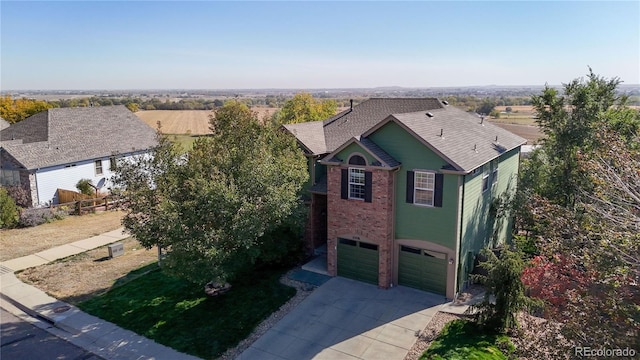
[381, 106, 526, 171]
[0, 105, 157, 170]
[283, 120, 326, 154]
[0, 117, 10, 130]
[285, 98, 444, 155]
[309, 175, 327, 194]
[357, 137, 400, 168]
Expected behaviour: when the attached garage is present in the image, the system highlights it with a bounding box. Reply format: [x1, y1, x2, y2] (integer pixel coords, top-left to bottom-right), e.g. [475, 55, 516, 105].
[337, 238, 379, 285]
[398, 245, 447, 295]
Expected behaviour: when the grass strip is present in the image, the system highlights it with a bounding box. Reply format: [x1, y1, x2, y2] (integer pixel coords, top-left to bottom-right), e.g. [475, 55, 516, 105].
[79, 264, 295, 359]
[420, 319, 514, 360]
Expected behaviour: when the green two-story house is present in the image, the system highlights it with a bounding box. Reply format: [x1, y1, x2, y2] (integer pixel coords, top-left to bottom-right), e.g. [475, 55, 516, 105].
[284, 98, 526, 299]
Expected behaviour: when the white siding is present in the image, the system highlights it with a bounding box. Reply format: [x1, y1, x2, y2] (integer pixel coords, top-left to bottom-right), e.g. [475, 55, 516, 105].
[34, 153, 140, 205]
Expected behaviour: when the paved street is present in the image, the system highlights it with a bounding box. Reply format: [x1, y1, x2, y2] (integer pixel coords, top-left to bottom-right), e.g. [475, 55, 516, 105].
[0, 307, 102, 360]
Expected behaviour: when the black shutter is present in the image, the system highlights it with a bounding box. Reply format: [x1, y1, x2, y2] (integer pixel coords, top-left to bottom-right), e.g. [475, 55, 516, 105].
[434, 173, 444, 207]
[341, 169, 348, 199]
[406, 171, 414, 203]
[364, 171, 372, 203]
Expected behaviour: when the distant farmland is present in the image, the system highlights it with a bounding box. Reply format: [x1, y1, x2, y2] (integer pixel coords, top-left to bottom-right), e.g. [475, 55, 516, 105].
[135, 107, 280, 135]
[135, 107, 543, 145]
[136, 110, 212, 135]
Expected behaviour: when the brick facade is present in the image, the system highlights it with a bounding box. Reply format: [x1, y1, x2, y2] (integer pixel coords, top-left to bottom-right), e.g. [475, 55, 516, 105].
[326, 165, 395, 288]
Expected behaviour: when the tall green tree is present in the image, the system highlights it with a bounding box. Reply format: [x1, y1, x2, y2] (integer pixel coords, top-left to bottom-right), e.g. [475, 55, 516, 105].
[270, 92, 337, 126]
[113, 101, 308, 285]
[514, 71, 640, 356]
[530, 68, 639, 207]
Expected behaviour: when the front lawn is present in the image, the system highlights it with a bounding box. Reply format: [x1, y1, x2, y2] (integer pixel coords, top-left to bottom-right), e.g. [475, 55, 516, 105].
[79, 264, 296, 359]
[420, 319, 514, 360]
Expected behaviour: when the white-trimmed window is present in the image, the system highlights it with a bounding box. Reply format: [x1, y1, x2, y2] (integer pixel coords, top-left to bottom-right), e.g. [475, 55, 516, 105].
[349, 167, 365, 200]
[482, 164, 490, 192]
[95, 160, 103, 175]
[414, 171, 435, 206]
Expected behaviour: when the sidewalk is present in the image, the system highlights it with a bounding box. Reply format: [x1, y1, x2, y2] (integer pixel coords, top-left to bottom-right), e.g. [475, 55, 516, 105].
[0, 227, 200, 360]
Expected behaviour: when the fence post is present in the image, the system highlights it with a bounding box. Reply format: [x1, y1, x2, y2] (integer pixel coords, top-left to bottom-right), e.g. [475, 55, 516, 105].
[76, 201, 81, 215]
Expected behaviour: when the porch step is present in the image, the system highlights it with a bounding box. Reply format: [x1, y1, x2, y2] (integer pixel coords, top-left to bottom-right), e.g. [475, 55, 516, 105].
[301, 254, 328, 275]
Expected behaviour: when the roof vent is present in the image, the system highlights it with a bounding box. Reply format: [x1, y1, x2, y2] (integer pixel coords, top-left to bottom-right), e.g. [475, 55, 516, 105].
[439, 128, 444, 138]
[442, 100, 449, 105]
[494, 135, 499, 143]
[480, 116, 485, 125]
[426, 112, 434, 118]
[473, 144, 478, 153]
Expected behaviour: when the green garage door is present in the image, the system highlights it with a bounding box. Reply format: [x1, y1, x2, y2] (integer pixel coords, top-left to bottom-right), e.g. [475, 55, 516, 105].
[337, 238, 379, 285]
[398, 245, 447, 295]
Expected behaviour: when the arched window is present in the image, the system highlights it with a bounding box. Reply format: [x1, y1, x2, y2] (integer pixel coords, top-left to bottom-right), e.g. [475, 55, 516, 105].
[348, 155, 366, 166]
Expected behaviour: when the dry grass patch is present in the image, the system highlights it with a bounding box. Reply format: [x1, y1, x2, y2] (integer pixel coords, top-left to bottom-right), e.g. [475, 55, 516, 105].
[0, 210, 125, 261]
[16, 237, 157, 304]
[135, 110, 212, 135]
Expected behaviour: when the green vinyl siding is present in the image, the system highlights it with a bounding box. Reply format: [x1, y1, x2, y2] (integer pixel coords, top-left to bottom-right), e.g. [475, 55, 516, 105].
[335, 142, 376, 165]
[368, 121, 459, 248]
[458, 147, 521, 288]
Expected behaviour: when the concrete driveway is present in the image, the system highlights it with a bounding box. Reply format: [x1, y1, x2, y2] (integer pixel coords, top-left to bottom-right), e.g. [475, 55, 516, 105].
[239, 277, 446, 360]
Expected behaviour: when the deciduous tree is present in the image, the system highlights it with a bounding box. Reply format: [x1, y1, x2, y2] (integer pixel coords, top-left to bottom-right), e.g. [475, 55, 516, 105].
[270, 92, 337, 126]
[0, 96, 55, 124]
[113, 101, 308, 285]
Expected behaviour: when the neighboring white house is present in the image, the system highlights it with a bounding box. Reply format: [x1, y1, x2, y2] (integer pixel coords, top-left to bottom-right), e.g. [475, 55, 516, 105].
[0, 105, 157, 206]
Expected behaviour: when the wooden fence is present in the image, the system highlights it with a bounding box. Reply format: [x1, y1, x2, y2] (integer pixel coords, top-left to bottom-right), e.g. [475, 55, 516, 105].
[57, 188, 93, 204]
[50, 194, 124, 215]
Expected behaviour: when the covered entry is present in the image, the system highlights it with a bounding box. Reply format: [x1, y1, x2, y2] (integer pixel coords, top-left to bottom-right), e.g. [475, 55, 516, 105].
[337, 238, 379, 285]
[398, 245, 447, 295]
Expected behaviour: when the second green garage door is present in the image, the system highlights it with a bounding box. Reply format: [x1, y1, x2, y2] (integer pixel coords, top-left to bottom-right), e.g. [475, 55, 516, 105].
[398, 245, 447, 295]
[337, 238, 379, 285]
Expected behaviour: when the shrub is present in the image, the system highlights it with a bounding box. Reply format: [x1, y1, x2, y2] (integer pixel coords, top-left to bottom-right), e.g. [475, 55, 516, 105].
[0, 187, 19, 228]
[19, 207, 67, 227]
[471, 248, 540, 333]
[76, 179, 94, 196]
[5, 185, 30, 208]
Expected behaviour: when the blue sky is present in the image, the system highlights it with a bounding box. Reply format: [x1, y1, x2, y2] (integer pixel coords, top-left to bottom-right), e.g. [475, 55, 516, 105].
[2, 1, 638, 90]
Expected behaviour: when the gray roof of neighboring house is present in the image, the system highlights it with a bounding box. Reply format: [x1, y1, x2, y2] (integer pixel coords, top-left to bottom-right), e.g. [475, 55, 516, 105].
[284, 98, 444, 155]
[380, 106, 526, 171]
[0, 117, 9, 130]
[0, 105, 157, 170]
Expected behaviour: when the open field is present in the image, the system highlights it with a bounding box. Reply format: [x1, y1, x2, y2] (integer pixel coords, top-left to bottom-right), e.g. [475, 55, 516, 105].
[135, 107, 280, 135]
[490, 122, 544, 144]
[135, 110, 212, 135]
[0, 210, 124, 261]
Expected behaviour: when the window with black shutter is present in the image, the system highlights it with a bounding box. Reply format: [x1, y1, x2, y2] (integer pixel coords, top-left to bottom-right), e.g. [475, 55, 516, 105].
[407, 170, 443, 208]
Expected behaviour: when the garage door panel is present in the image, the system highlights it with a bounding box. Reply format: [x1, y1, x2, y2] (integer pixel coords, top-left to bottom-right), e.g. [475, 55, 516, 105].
[337, 239, 379, 285]
[398, 245, 446, 295]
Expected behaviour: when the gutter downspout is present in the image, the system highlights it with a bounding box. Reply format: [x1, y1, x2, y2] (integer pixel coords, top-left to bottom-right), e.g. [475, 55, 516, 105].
[390, 166, 401, 287]
[456, 174, 466, 297]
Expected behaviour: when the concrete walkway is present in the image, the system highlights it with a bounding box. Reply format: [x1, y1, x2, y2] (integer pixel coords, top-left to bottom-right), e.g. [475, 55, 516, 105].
[239, 277, 448, 360]
[0, 227, 199, 360]
[0, 228, 129, 272]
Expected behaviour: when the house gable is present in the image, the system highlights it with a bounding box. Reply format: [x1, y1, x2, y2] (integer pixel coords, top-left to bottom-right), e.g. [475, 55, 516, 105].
[367, 121, 460, 248]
